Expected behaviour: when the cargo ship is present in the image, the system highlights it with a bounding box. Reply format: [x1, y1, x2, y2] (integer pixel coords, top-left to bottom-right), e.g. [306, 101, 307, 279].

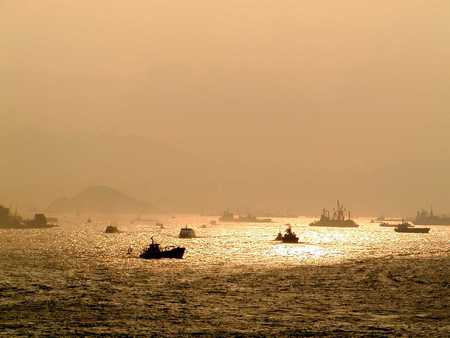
[309, 201, 359, 228]
[413, 207, 450, 225]
[219, 210, 272, 223]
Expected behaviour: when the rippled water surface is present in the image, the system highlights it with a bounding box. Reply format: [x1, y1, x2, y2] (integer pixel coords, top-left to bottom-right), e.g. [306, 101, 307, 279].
[1, 215, 449, 336]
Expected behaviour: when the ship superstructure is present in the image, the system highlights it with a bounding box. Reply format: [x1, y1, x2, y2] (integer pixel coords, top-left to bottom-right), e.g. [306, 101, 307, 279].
[309, 200, 359, 228]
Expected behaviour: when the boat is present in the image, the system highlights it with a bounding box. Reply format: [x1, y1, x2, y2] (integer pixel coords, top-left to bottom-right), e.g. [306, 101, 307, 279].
[0, 206, 57, 229]
[413, 207, 450, 225]
[394, 222, 430, 233]
[275, 231, 283, 241]
[310, 201, 359, 227]
[379, 222, 397, 227]
[280, 225, 299, 243]
[219, 210, 272, 223]
[179, 226, 196, 238]
[105, 225, 120, 233]
[139, 237, 185, 259]
[371, 216, 402, 223]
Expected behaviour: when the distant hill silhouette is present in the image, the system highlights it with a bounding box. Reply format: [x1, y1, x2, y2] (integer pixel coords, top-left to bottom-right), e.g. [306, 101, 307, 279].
[47, 186, 152, 214]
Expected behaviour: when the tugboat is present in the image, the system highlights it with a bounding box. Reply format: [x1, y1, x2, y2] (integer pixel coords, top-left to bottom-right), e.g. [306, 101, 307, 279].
[310, 201, 359, 228]
[105, 225, 120, 233]
[179, 226, 196, 238]
[394, 222, 430, 233]
[276, 225, 299, 243]
[139, 237, 185, 259]
[219, 210, 272, 223]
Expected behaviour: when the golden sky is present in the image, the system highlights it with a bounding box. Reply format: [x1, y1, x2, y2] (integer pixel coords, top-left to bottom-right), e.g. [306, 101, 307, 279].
[1, 1, 449, 213]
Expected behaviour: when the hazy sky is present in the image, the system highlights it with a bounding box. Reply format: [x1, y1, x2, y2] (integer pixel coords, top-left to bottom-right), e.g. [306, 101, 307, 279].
[1, 1, 450, 214]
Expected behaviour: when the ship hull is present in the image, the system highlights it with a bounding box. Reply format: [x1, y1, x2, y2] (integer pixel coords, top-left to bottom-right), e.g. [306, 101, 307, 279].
[140, 247, 185, 259]
[309, 221, 359, 228]
[395, 228, 430, 233]
[282, 238, 299, 243]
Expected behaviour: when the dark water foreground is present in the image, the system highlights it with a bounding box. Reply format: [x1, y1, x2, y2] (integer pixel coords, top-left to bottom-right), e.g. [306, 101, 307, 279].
[1, 255, 449, 337]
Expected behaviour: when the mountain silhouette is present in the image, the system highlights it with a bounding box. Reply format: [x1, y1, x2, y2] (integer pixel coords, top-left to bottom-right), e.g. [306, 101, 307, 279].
[47, 186, 152, 214]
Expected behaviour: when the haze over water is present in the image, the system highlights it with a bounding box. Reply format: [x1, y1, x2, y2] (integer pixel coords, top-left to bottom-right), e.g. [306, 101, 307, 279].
[1, 1, 450, 336]
[1, 216, 449, 336]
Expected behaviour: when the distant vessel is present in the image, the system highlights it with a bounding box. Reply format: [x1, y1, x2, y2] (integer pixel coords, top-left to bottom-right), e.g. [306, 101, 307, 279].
[219, 210, 272, 223]
[179, 226, 196, 238]
[280, 225, 299, 243]
[105, 225, 120, 233]
[139, 237, 185, 259]
[379, 222, 397, 227]
[413, 207, 450, 225]
[310, 201, 359, 228]
[0, 206, 57, 229]
[275, 231, 283, 241]
[371, 216, 402, 223]
[394, 222, 430, 233]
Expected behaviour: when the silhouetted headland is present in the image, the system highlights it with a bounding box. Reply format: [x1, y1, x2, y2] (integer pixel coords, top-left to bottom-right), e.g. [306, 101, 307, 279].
[47, 185, 152, 214]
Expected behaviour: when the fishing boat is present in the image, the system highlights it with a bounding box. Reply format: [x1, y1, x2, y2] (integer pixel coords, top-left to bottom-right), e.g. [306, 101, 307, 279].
[310, 201, 359, 227]
[139, 237, 185, 259]
[275, 225, 299, 243]
[394, 222, 430, 233]
[105, 225, 120, 233]
[179, 226, 196, 238]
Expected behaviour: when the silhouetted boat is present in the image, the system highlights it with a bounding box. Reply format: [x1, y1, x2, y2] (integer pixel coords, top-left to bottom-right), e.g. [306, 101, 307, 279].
[219, 210, 272, 223]
[275, 232, 283, 241]
[275, 225, 299, 243]
[105, 225, 120, 233]
[379, 222, 397, 227]
[413, 207, 450, 225]
[0, 206, 57, 229]
[394, 222, 430, 233]
[139, 237, 185, 259]
[310, 201, 359, 228]
[179, 226, 196, 238]
[371, 216, 402, 223]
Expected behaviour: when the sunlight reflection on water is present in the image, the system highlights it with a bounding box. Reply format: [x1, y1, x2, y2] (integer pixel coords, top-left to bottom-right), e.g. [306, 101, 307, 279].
[1, 214, 449, 272]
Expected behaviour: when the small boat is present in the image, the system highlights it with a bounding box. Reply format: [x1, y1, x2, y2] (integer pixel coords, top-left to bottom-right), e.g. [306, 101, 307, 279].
[379, 222, 397, 227]
[140, 237, 185, 259]
[105, 225, 120, 233]
[394, 222, 430, 233]
[277, 225, 299, 243]
[275, 232, 283, 241]
[179, 226, 196, 238]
